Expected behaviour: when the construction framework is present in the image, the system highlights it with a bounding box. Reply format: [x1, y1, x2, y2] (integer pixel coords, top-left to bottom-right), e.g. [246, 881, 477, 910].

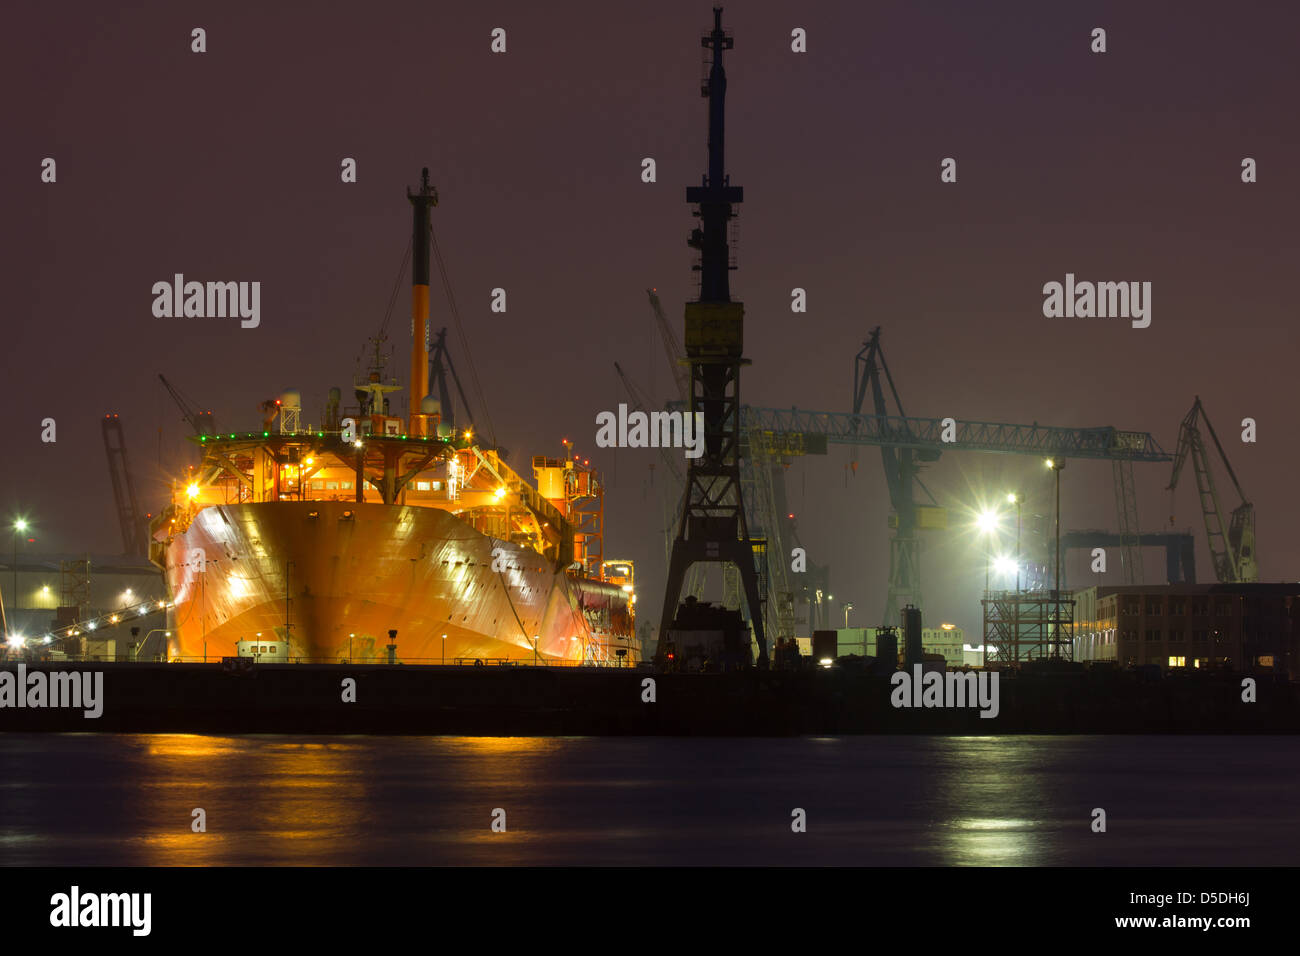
[982, 589, 1075, 663]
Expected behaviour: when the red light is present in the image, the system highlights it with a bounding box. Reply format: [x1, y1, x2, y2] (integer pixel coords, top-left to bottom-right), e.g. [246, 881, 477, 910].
[787, 513, 794, 519]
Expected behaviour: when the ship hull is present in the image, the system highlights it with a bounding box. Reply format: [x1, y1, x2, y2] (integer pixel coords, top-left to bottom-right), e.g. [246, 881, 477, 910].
[157, 501, 636, 663]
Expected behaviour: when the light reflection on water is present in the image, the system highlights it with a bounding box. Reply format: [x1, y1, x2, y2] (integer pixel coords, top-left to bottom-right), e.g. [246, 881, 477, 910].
[0, 734, 1296, 866]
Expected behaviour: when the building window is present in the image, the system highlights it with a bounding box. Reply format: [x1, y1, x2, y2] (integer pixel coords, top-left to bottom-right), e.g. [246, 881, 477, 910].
[1122, 600, 1140, 616]
[1215, 601, 1231, 616]
[1146, 600, 1162, 615]
[1168, 599, 1185, 615]
[1191, 600, 1209, 615]
[325, 481, 339, 490]
[416, 481, 431, 491]
[1144, 629, 1160, 641]
[1168, 656, 1186, 667]
[1168, 629, 1184, 642]
[342, 481, 353, 490]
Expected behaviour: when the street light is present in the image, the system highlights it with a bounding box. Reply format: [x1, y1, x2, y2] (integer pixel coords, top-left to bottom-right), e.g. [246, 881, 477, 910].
[12, 518, 29, 612]
[1046, 458, 1067, 657]
[142, 629, 172, 662]
[976, 509, 1001, 594]
[843, 602, 854, 628]
[1005, 493, 1022, 595]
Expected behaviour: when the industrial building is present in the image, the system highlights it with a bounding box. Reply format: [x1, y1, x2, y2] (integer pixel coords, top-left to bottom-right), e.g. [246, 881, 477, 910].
[0, 552, 167, 659]
[1072, 583, 1300, 677]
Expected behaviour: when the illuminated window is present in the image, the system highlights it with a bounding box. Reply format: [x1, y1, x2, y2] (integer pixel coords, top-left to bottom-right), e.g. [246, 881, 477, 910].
[416, 481, 431, 491]
[342, 481, 353, 490]
[1167, 656, 1186, 668]
[325, 481, 339, 490]
[312, 480, 325, 490]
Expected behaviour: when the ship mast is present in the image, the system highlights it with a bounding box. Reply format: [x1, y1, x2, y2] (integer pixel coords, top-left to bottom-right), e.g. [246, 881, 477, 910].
[408, 167, 439, 437]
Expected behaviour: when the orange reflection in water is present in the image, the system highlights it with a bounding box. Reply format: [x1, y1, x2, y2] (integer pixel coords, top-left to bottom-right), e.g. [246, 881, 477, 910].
[134, 735, 367, 866]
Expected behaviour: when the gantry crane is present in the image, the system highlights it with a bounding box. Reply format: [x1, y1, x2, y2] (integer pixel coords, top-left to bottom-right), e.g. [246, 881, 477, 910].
[736, 397, 1171, 623]
[1167, 396, 1257, 583]
[851, 328, 941, 620]
[670, 326, 1172, 625]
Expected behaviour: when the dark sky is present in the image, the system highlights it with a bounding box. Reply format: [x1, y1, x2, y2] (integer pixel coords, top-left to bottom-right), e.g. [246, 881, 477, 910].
[5, 0, 1298, 634]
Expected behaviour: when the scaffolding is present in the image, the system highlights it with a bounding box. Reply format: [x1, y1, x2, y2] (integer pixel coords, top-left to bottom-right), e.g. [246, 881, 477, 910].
[982, 589, 1075, 664]
[60, 557, 91, 620]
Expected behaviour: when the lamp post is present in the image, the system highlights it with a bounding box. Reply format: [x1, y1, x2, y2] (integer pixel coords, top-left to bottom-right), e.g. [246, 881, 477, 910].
[976, 509, 1001, 595]
[1046, 459, 1066, 657]
[1006, 493, 1022, 664]
[532, 634, 539, 666]
[843, 602, 854, 628]
[12, 518, 28, 613]
[1005, 494, 1022, 595]
[441, 632, 446, 665]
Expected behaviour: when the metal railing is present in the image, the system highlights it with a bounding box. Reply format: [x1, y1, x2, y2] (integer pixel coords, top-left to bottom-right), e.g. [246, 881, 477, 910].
[8, 653, 646, 668]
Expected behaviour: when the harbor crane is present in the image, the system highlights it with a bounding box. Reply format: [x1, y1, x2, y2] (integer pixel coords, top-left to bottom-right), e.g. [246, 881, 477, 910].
[101, 414, 147, 557]
[1167, 396, 1257, 583]
[158, 374, 216, 436]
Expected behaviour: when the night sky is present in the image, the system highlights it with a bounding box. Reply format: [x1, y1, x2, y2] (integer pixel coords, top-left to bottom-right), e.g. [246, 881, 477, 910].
[5, 0, 1298, 636]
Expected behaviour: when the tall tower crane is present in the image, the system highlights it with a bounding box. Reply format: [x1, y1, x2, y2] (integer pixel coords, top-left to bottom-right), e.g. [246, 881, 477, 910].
[658, 8, 769, 666]
[1167, 396, 1257, 583]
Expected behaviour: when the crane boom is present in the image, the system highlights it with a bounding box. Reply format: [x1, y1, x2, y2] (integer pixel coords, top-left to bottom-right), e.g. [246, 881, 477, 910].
[101, 414, 146, 556]
[647, 289, 689, 401]
[1167, 396, 1256, 583]
[158, 374, 215, 436]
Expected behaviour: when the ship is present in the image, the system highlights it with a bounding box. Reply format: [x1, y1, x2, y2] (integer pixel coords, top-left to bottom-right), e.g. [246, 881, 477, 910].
[148, 169, 637, 665]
